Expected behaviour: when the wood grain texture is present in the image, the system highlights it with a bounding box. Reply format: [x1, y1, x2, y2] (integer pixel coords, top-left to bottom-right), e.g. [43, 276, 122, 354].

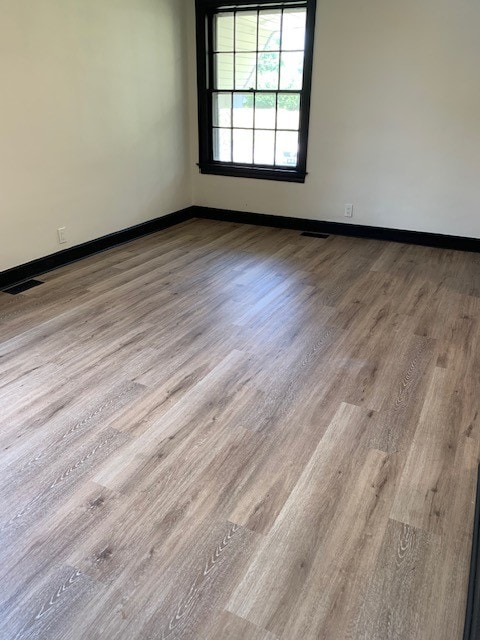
[1, 218, 479, 639]
[355, 519, 433, 640]
[205, 611, 278, 639]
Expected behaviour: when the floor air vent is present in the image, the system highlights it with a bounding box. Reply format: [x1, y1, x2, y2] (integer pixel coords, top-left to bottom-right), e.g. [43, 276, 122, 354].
[4, 279, 44, 295]
[301, 232, 330, 239]
[464, 466, 480, 640]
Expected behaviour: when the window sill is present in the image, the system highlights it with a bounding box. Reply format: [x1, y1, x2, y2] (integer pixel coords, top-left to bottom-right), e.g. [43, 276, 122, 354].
[198, 162, 307, 183]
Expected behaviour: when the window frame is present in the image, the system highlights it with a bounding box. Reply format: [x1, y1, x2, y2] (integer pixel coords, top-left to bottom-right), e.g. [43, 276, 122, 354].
[195, 0, 317, 183]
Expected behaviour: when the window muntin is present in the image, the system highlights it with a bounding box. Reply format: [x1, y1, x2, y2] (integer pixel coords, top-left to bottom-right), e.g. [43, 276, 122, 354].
[196, 0, 316, 183]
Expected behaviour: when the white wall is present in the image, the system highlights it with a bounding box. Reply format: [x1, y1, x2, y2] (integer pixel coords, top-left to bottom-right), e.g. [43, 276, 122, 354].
[190, 0, 480, 239]
[0, 0, 191, 272]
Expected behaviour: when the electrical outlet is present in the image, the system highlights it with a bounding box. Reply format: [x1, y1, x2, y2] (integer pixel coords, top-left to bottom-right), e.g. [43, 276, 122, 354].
[57, 227, 67, 244]
[344, 204, 354, 218]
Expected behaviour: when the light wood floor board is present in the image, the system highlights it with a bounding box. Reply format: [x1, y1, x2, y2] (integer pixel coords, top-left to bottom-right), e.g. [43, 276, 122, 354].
[1, 217, 479, 639]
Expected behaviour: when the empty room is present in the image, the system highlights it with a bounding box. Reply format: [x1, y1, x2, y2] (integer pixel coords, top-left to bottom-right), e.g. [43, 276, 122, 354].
[1, 0, 480, 638]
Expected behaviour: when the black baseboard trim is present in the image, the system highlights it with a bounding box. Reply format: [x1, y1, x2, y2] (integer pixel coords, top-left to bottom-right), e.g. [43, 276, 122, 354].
[3, 205, 479, 291]
[193, 206, 480, 253]
[464, 466, 480, 640]
[0, 207, 195, 291]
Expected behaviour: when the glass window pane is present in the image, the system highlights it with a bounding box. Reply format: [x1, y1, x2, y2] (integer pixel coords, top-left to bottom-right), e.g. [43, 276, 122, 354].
[255, 93, 276, 129]
[215, 53, 234, 90]
[213, 128, 232, 162]
[275, 131, 299, 166]
[282, 9, 306, 51]
[215, 13, 234, 52]
[233, 93, 254, 128]
[280, 51, 304, 90]
[235, 52, 257, 90]
[258, 10, 282, 51]
[210, 7, 309, 171]
[277, 93, 300, 130]
[254, 130, 275, 165]
[257, 51, 280, 90]
[233, 129, 253, 164]
[213, 93, 232, 127]
[235, 11, 257, 52]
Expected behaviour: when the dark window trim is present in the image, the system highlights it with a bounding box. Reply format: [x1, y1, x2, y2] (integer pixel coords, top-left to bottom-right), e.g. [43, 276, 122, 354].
[195, 0, 317, 183]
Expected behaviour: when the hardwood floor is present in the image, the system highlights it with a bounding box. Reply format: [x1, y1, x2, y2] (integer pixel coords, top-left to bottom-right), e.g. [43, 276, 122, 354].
[1, 218, 479, 639]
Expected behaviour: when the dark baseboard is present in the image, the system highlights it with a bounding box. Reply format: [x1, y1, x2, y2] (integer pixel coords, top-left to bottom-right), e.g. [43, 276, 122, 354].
[0, 207, 194, 291]
[194, 206, 480, 253]
[464, 466, 480, 640]
[3, 204, 479, 291]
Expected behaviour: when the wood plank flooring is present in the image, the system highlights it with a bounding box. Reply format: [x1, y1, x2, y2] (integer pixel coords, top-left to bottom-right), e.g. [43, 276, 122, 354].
[1, 218, 479, 639]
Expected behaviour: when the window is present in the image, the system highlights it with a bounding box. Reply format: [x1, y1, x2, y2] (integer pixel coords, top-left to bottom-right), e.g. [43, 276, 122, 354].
[195, 0, 317, 183]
